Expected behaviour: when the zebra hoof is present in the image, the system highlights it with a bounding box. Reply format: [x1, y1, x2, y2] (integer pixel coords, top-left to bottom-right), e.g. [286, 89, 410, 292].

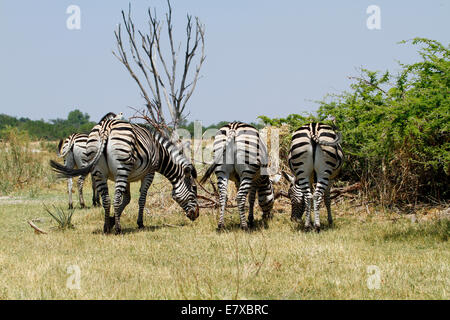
[103, 223, 112, 234]
[314, 226, 321, 233]
[68, 204, 73, 210]
[114, 226, 122, 235]
[241, 224, 249, 231]
[80, 204, 85, 209]
[137, 222, 144, 229]
[263, 213, 273, 220]
[217, 223, 224, 231]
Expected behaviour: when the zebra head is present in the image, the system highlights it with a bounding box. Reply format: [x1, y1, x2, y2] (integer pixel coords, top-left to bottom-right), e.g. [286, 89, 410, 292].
[172, 164, 199, 221]
[57, 137, 71, 158]
[281, 170, 304, 218]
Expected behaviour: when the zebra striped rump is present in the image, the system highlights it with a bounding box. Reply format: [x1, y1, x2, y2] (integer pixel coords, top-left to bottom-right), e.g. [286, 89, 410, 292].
[283, 122, 343, 232]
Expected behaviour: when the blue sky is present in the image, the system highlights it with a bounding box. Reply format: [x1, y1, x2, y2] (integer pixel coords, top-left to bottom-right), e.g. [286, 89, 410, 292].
[0, 0, 448, 125]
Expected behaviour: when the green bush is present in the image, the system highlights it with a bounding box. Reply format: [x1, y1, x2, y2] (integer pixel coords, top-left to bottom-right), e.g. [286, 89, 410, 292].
[260, 38, 449, 205]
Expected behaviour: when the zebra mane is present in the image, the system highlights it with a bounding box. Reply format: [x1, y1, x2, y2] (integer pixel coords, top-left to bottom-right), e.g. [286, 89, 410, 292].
[98, 112, 117, 124]
[151, 129, 197, 179]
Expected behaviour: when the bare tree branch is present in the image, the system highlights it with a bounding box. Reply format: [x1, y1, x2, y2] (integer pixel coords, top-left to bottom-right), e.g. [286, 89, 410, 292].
[113, 0, 205, 131]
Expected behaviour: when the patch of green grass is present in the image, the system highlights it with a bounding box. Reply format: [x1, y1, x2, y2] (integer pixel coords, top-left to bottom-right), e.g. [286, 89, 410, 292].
[44, 204, 75, 230]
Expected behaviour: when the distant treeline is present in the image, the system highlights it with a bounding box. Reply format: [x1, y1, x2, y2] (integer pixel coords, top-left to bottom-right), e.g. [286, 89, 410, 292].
[0, 109, 264, 141]
[0, 110, 96, 141]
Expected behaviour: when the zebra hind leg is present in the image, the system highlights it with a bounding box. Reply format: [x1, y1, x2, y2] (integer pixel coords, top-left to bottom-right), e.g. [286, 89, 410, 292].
[247, 187, 257, 228]
[216, 174, 229, 230]
[236, 180, 251, 231]
[324, 187, 333, 228]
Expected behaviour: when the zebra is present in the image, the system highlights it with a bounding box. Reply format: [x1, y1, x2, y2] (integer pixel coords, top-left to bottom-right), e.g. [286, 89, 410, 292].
[50, 113, 199, 234]
[57, 133, 100, 209]
[282, 122, 343, 232]
[200, 121, 274, 230]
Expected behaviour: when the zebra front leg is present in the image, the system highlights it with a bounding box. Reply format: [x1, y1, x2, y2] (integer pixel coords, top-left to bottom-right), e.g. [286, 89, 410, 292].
[93, 170, 114, 233]
[258, 181, 274, 222]
[99, 184, 112, 234]
[313, 191, 324, 232]
[217, 174, 229, 230]
[324, 186, 333, 227]
[247, 187, 257, 228]
[67, 178, 74, 210]
[77, 175, 86, 208]
[137, 173, 154, 229]
[113, 182, 131, 235]
[64, 157, 75, 209]
[91, 174, 100, 207]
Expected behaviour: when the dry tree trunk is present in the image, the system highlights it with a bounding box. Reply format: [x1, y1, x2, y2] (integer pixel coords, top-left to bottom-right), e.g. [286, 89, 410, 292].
[113, 0, 205, 133]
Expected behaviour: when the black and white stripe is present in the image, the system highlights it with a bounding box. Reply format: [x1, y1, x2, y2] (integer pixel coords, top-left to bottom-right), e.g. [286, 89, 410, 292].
[200, 122, 274, 230]
[50, 113, 199, 234]
[282, 122, 343, 231]
[57, 133, 100, 209]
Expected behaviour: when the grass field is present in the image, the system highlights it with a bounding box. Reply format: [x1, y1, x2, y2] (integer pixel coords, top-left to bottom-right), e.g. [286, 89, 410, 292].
[0, 172, 448, 299]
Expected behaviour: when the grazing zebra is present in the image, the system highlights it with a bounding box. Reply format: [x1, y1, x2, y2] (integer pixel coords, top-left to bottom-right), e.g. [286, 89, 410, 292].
[50, 113, 199, 234]
[200, 122, 274, 230]
[57, 133, 100, 209]
[282, 122, 343, 232]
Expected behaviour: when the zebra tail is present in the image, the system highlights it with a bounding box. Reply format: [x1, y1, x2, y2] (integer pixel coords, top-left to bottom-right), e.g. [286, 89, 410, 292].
[199, 129, 236, 185]
[317, 132, 342, 146]
[200, 163, 218, 185]
[50, 134, 107, 179]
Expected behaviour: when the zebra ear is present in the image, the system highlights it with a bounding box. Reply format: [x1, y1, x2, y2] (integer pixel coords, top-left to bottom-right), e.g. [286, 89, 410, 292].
[184, 166, 192, 178]
[282, 170, 295, 185]
[270, 174, 282, 184]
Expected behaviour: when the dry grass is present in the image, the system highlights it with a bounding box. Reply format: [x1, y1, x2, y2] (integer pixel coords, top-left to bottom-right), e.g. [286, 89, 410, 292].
[0, 177, 448, 299]
[0, 140, 448, 300]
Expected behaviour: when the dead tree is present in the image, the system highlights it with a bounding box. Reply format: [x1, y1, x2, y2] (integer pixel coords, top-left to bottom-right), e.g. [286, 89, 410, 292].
[113, 0, 206, 132]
